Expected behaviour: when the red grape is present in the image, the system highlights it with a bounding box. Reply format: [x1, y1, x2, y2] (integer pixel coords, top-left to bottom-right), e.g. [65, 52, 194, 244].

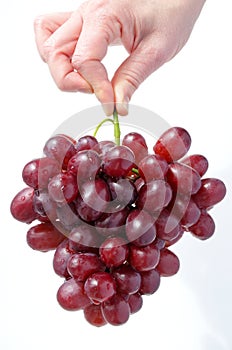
[26, 222, 65, 252]
[76, 135, 98, 152]
[154, 127, 191, 162]
[139, 269, 161, 295]
[43, 134, 76, 170]
[129, 243, 160, 272]
[67, 150, 101, 181]
[192, 178, 227, 209]
[128, 293, 143, 314]
[136, 180, 172, 214]
[67, 253, 105, 281]
[103, 145, 135, 177]
[22, 157, 60, 189]
[57, 278, 91, 311]
[156, 248, 180, 277]
[189, 210, 215, 240]
[122, 132, 148, 164]
[126, 209, 156, 246]
[101, 294, 130, 326]
[48, 172, 78, 204]
[53, 239, 77, 279]
[181, 154, 209, 177]
[10, 187, 38, 224]
[99, 237, 129, 268]
[84, 272, 116, 303]
[84, 304, 107, 327]
[113, 265, 141, 295]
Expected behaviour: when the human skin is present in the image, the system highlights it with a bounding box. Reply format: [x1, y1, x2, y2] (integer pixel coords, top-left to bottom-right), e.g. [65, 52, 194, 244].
[34, 0, 206, 115]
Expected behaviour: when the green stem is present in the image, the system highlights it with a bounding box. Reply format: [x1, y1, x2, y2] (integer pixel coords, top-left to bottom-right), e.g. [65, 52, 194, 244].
[113, 108, 121, 145]
[132, 168, 140, 175]
[93, 118, 114, 137]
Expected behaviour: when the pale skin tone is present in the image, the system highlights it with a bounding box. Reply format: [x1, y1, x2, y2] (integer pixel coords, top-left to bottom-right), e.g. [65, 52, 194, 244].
[34, 0, 206, 116]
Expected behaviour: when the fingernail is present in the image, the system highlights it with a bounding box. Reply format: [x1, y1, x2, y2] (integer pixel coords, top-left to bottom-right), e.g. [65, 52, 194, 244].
[116, 97, 129, 116]
[102, 102, 114, 116]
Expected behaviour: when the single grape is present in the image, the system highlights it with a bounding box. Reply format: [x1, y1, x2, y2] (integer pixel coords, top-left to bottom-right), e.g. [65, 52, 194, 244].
[26, 222, 65, 252]
[113, 265, 141, 295]
[57, 278, 91, 311]
[136, 180, 172, 214]
[48, 172, 78, 205]
[167, 162, 201, 195]
[103, 145, 135, 177]
[189, 210, 215, 240]
[129, 243, 160, 272]
[84, 304, 107, 327]
[22, 157, 60, 189]
[156, 248, 180, 277]
[181, 154, 209, 177]
[155, 209, 182, 242]
[139, 269, 161, 295]
[67, 150, 101, 181]
[138, 154, 168, 182]
[75, 135, 98, 152]
[122, 132, 148, 164]
[95, 207, 130, 237]
[101, 294, 130, 326]
[53, 239, 77, 279]
[75, 178, 111, 222]
[192, 178, 226, 209]
[154, 127, 191, 162]
[67, 252, 105, 281]
[10, 187, 38, 224]
[126, 209, 156, 246]
[99, 237, 129, 268]
[84, 272, 116, 304]
[128, 293, 143, 314]
[43, 134, 77, 170]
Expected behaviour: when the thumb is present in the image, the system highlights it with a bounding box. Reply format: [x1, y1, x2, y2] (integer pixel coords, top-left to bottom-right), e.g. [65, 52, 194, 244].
[71, 15, 117, 116]
[112, 36, 168, 115]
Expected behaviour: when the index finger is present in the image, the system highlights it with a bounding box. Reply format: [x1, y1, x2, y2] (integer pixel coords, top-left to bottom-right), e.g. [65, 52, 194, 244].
[34, 12, 72, 61]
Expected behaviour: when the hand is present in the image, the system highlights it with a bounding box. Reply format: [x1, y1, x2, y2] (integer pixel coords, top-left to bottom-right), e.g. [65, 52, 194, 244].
[34, 0, 206, 115]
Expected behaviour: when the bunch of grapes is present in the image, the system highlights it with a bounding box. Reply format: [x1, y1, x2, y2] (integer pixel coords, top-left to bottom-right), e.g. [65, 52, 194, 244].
[10, 123, 226, 327]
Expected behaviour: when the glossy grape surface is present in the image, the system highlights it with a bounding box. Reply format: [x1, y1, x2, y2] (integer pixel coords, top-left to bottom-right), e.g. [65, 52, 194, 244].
[154, 127, 191, 162]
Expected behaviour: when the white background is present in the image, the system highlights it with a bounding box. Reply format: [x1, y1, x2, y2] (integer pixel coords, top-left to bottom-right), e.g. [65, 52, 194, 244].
[1, 1, 232, 349]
